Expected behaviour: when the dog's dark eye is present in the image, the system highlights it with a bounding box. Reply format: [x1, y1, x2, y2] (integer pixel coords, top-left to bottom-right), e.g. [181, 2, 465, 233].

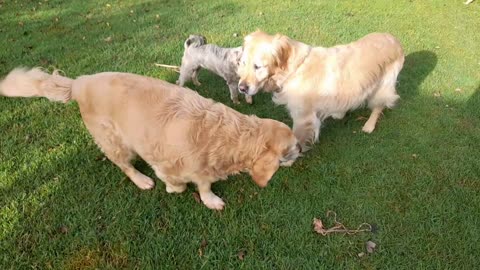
[253, 64, 260, 70]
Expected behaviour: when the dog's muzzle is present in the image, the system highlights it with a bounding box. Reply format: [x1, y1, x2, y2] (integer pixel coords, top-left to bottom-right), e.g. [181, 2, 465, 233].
[296, 143, 302, 153]
[279, 143, 302, 166]
[238, 83, 249, 94]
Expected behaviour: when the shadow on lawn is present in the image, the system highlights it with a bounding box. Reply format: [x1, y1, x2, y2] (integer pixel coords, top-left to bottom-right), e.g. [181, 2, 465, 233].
[0, 0, 242, 75]
[464, 84, 480, 118]
[397, 50, 438, 99]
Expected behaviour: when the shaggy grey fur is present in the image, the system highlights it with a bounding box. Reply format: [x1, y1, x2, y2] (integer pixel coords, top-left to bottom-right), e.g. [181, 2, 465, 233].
[176, 35, 252, 104]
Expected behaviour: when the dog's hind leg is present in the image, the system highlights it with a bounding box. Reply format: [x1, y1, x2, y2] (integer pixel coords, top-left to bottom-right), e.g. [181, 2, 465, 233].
[362, 87, 399, 133]
[362, 107, 383, 133]
[362, 67, 400, 133]
[84, 118, 155, 190]
[191, 68, 201, 86]
[151, 167, 187, 193]
[177, 64, 194, 86]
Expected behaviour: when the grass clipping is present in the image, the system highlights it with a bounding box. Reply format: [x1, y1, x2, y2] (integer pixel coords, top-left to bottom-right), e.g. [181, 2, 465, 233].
[313, 211, 372, 236]
[154, 63, 180, 73]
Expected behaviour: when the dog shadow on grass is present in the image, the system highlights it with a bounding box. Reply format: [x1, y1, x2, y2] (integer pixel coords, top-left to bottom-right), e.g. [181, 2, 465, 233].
[397, 50, 438, 100]
[464, 83, 480, 119]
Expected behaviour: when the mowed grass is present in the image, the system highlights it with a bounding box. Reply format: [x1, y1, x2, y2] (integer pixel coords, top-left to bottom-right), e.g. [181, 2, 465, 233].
[1, 0, 479, 268]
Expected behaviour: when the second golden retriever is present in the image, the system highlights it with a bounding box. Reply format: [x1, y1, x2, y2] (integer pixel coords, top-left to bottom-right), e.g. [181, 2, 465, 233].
[0, 68, 300, 210]
[238, 31, 405, 151]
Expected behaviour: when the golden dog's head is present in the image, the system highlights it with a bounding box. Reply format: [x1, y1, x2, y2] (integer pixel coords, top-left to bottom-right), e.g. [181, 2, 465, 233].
[238, 31, 291, 96]
[250, 119, 300, 187]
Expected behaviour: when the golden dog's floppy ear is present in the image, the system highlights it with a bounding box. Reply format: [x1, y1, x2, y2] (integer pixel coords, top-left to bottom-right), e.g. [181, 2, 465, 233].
[251, 150, 279, 188]
[271, 34, 291, 69]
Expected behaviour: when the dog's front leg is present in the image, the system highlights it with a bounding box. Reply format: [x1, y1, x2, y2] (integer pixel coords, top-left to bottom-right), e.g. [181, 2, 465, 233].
[227, 82, 240, 104]
[291, 111, 320, 152]
[196, 181, 225, 210]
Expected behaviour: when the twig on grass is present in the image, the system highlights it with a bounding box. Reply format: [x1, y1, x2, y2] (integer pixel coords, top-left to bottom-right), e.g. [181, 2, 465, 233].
[313, 210, 372, 236]
[154, 63, 180, 73]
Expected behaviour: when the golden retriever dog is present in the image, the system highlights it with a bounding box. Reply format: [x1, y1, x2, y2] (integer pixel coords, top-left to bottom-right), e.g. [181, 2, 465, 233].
[238, 31, 404, 151]
[0, 68, 300, 210]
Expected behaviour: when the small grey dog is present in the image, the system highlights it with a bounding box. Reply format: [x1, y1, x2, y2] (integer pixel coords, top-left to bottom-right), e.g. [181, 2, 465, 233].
[176, 35, 252, 104]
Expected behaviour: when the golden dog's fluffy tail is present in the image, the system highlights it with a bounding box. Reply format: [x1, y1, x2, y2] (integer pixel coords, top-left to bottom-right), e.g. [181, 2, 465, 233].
[0, 67, 74, 103]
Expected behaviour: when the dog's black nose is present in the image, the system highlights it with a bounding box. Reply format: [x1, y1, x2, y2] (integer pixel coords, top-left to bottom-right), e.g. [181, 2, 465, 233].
[238, 83, 249, 93]
[296, 143, 302, 153]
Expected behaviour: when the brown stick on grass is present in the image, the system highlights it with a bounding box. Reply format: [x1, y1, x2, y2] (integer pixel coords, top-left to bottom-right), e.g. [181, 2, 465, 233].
[154, 63, 180, 73]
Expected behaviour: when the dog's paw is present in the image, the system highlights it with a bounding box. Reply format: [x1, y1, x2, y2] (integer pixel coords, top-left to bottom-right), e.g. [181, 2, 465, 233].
[245, 95, 253, 104]
[280, 159, 295, 167]
[193, 80, 201, 86]
[232, 98, 240, 104]
[132, 174, 155, 190]
[166, 183, 187, 193]
[202, 195, 225, 210]
[362, 123, 375, 133]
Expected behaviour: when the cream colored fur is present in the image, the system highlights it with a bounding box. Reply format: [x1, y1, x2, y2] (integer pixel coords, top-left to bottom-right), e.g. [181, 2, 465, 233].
[0, 68, 300, 210]
[238, 31, 405, 151]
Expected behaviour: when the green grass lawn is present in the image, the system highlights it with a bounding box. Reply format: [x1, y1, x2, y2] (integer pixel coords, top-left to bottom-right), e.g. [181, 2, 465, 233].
[1, 0, 479, 268]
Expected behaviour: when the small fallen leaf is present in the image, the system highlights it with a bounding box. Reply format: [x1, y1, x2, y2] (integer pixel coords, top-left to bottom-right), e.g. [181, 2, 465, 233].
[106, 3, 111, 7]
[259, 11, 263, 15]
[356, 116, 368, 121]
[233, 33, 238, 37]
[198, 239, 207, 257]
[155, 14, 160, 19]
[104, 36, 112, 43]
[433, 91, 441, 97]
[312, 218, 328, 235]
[412, 154, 418, 159]
[238, 250, 246, 260]
[40, 58, 50, 65]
[455, 88, 463, 93]
[366, 241, 376, 253]
[434, 46, 440, 49]
[58, 225, 68, 234]
[192, 192, 201, 204]
[358, 252, 365, 257]
[95, 155, 106, 161]
[352, 131, 357, 134]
